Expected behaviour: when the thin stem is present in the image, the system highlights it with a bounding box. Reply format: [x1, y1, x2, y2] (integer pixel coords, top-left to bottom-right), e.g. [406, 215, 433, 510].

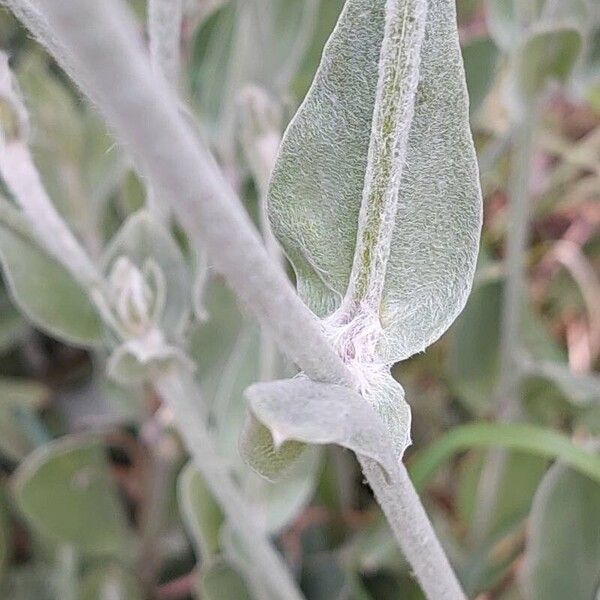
[360, 456, 466, 600]
[156, 368, 306, 600]
[138, 411, 179, 593]
[343, 0, 427, 315]
[13, 1, 466, 596]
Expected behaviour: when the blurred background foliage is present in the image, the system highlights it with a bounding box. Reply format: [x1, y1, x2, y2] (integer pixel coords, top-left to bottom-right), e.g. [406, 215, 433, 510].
[0, 0, 598, 598]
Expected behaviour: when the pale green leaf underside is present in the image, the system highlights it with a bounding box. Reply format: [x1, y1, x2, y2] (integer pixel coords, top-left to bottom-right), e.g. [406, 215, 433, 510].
[268, 0, 481, 362]
[242, 377, 401, 480]
[524, 462, 600, 600]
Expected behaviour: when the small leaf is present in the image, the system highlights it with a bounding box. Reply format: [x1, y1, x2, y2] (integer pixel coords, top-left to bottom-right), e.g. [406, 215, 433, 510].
[269, 0, 482, 362]
[197, 560, 253, 600]
[523, 462, 600, 600]
[12, 435, 130, 556]
[0, 200, 104, 347]
[0, 377, 49, 461]
[177, 461, 224, 562]
[241, 377, 399, 481]
[79, 564, 143, 600]
[102, 210, 190, 337]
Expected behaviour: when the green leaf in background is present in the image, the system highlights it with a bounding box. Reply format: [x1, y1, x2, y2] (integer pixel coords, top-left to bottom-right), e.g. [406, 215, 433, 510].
[511, 26, 583, 114]
[190, 0, 319, 161]
[0, 377, 49, 461]
[197, 560, 253, 600]
[78, 564, 143, 600]
[0, 290, 27, 354]
[447, 274, 566, 416]
[0, 200, 104, 347]
[12, 435, 130, 556]
[269, 0, 481, 362]
[177, 461, 224, 562]
[462, 36, 499, 117]
[408, 422, 600, 490]
[17, 54, 123, 236]
[102, 210, 190, 337]
[523, 462, 600, 600]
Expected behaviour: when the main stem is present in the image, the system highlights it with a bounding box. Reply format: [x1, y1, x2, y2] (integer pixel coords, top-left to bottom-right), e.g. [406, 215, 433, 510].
[17, 1, 464, 597]
[156, 369, 305, 600]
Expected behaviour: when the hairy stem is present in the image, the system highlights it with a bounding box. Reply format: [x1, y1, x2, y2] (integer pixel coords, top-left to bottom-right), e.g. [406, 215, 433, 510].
[360, 456, 466, 600]
[148, 0, 183, 90]
[13, 1, 466, 596]
[343, 0, 427, 315]
[156, 368, 306, 600]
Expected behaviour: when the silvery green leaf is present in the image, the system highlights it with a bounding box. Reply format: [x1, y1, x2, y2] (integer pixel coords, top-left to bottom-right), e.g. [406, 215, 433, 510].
[523, 461, 600, 600]
[0, 199, 104, 347]
[241, 377, 399, 481]
[268, 0, 482, 362]
[12, 435, 131, 556]
[177, 460, 224, 562]
[102, 210, 190, 337]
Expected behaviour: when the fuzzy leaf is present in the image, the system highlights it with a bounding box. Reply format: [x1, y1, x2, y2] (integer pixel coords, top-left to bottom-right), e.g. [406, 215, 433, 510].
[268, 0, 482, 362]
[102, 210, 190, 337]
[524, 462, 600, 600]
[242, 377, 399, 481]
[0, 200, 104, 347]
[12, 435, 130, 556]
